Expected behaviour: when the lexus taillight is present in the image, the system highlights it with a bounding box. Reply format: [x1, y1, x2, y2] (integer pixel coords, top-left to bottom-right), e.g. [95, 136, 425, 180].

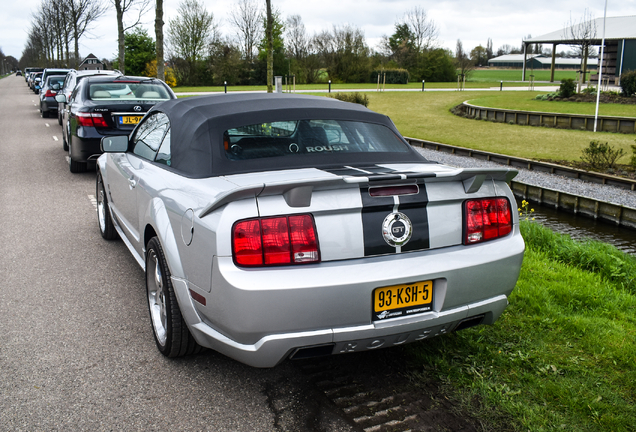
[464, 197, 512, 245]
[76, 112, 109, 128]
[232, 214, 320, 267]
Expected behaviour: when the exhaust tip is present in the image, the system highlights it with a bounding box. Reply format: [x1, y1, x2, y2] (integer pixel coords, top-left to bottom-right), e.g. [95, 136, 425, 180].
[454, 314, 485, 332]
[289, 344, 335, 360]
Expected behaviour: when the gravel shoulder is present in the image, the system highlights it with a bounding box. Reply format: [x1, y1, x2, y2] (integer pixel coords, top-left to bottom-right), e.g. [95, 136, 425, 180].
[413, 147, 636, 209]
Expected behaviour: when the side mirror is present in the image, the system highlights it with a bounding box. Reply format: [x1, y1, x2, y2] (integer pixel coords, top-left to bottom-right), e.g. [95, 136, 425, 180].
[55, 94, 67, 103]
[101, 135, 129, 153]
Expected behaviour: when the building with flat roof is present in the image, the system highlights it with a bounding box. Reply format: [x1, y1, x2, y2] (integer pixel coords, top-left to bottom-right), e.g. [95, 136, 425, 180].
[523, 15, 636, 82]
[488, 54, 597, 70]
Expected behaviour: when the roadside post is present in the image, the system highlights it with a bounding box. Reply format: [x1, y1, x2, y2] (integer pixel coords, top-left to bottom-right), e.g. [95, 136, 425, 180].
[500, 81, 503, 91]
[422, 80, 425, 92]
[224, 81, 227, 93]
[328, 80, 331, 93]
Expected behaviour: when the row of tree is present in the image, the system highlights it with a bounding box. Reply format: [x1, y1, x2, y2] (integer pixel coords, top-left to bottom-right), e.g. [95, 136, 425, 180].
[1, 48, 19, 74]
[22, 0, 587, 87]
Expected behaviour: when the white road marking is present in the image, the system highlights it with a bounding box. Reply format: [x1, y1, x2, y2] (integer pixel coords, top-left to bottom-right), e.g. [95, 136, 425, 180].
[88, 194, 97, 210]
[53, 136, 58, 141]
[45, 123, 50, 127]
[65, 156, 70, 163]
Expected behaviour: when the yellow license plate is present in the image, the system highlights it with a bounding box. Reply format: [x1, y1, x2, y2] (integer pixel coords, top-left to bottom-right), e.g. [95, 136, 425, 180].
[373, 280, 433, 321]
[120, 116, 143, 125]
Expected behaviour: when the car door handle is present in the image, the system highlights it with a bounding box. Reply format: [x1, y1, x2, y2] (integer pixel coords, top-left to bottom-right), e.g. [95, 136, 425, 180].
[128, 178, 137, 189]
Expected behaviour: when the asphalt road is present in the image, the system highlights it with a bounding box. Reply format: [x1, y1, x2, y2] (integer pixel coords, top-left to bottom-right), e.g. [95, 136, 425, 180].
[0, 75, 363, 432]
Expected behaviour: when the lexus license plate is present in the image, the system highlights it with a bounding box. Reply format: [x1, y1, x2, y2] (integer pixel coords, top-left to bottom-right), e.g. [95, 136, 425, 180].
[372, 280, 433, 321]
[119, 115, 143, 125]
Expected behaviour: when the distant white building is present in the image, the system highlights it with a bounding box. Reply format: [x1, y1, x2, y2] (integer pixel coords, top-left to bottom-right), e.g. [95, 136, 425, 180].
[78, 54, 104, 71]
[488, 54, 597, 70]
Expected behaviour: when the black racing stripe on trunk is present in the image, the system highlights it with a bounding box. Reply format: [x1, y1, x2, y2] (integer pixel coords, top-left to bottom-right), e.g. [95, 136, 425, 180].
[360, 186, 430, 256]
[398, 189, 430, 252]
[360, 187, 397, 256]
[323, 167, 368, 177]
[323, 166, 399, 177]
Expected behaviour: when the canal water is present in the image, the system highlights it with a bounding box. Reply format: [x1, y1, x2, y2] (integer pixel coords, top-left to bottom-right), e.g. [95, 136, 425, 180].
[516, 197, 636, 256]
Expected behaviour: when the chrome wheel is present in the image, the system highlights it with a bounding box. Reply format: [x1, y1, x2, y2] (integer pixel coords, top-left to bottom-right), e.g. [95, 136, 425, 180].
[97, 180, 106, 233]
[147, 249, 168, 347]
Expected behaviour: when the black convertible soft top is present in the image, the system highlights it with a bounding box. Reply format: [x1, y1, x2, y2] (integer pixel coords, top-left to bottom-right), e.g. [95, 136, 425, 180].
[148, 93, 427, 178]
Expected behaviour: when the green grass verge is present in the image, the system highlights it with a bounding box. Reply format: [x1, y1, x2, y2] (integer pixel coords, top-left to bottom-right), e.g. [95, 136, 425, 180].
[467, 92, 636, 117]
[407, 221, 636, 431]
[469, 69, 577, 83]
[362, 91, 636, 163]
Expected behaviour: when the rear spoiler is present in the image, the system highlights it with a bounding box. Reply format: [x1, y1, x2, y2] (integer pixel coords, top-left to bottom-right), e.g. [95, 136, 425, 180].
[199, 167, 518, 218]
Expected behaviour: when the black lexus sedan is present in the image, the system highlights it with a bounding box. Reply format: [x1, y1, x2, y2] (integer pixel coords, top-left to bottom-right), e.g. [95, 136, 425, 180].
[58, 75, 176, 173]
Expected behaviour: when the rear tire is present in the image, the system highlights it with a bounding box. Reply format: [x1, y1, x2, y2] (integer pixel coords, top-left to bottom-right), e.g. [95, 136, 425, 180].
[146, 237, 203, 357]
[68, 136, 86, 173]
[62, 123, 69, 151]
[96, 173, 118, 240]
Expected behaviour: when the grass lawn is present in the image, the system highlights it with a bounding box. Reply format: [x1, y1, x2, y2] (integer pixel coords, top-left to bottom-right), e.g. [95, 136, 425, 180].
[467, 92, 636, 117]
[470, 69, 577, 83]
[361, 91, 636, 163]
[407, 222, 636, 431]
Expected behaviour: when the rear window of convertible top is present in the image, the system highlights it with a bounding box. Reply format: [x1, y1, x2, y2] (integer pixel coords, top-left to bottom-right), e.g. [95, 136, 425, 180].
[223, 119, 409, 160]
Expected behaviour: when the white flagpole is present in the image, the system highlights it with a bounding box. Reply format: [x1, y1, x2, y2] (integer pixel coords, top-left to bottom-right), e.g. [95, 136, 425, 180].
[594, 0, 609, 132]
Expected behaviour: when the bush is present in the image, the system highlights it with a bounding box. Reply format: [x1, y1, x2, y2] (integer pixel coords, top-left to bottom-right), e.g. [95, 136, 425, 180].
[580, 140, 625, 170]
[619, 69, 636, 97]
[370, 69, 409, 84]
[328, 92, 369, 107]
[581, 86, 596, 95]
[559, 78, 576, 98]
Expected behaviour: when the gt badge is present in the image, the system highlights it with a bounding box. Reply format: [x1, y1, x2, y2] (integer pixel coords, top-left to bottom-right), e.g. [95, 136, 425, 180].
[382, 212, 412, 247]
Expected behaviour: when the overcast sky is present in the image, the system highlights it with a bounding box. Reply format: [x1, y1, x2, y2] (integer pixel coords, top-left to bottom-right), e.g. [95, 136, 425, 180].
[2, 0, 635, 62]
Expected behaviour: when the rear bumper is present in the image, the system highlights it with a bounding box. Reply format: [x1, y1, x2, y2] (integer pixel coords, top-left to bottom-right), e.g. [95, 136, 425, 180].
[172, 230, 525, 368]
[70, 128, 102, 162]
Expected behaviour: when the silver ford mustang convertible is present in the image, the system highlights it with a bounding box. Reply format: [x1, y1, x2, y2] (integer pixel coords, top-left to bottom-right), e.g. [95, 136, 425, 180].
[96, 94, 525, 367]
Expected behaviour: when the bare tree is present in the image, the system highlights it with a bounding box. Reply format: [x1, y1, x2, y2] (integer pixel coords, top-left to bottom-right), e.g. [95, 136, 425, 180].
[155, 0, 164, 80]
[566, 9, 597, 82]
[455, 39, 473, 79]
[285, 15, 309, 60]
[265, 0, 273, 92]
[229, 0, 262, 63]
[68, 0, 107, 67]
[112, 0, 152, 74]
[402, 6, 438, 52]
[167, 0, 216, 85]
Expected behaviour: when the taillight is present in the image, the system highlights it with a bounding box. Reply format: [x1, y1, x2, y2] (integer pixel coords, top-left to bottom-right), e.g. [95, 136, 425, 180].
[76, 112, 109, 128]
[44, 89, 57, 97]
[464, 197, 512, 245]
[233, 214, 320, 267]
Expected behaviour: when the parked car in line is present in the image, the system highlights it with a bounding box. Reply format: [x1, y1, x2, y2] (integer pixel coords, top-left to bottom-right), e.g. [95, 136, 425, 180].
[56, 69, 121, 125]
[58, 74, 175, 172]
[39, 75, 66, 118]
[30, 72, 43, 93]
[96, 94, 525, 368]
[24, 67, 43, 83]
[40, 68, 70, 88]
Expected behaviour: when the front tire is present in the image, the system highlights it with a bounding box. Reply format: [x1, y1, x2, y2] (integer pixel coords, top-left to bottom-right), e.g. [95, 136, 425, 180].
[96, 173, 118, 240]
[146, 237, 202, 357]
